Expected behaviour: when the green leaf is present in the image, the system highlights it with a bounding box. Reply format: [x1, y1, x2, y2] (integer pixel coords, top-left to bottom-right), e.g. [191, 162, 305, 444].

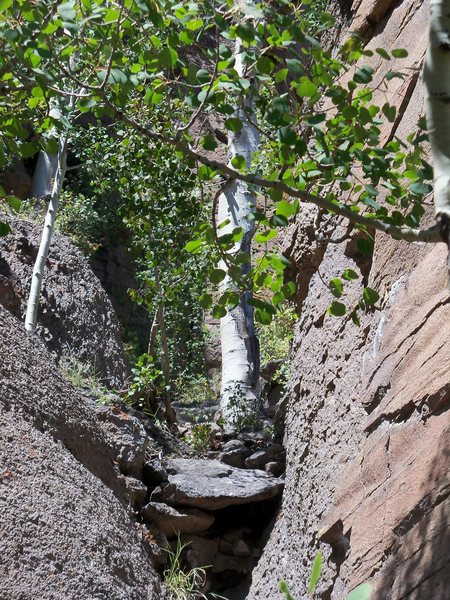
[110, 68, 128, 84]
[274, 68, 288, 83]
[279, 580, 295, 600]
[212, 305, 226, 319]
[235, 23, 255, 44]
[308, 552, 323, 595]
[0, 221, 11, 236]
[197, 165, 216, 181]
[57, 1, 76, 22]
[224, 118, 243, 132]
[255, 308, 273, 325]
[382, 103, 396, 122]
[159, 47, 178, 68]
[357, 238, 374, 256]
[351, 310, 361, 326]
[231, 155, 247, 171]
[201, 134, 217, 151]
[272, 291, 284, 305]
[19, 142, 38, 158]
[210, 269, 226, 284]
[185, 240, 203, 253]
[254, 229, 277, 243]
[375, 48, 390, 60]
[78, 98, 97, 112]
[270, 214, 289, 228]
[385, 70, 405, 81]
[409, 182, 431, 196]
[295, 77, 318, 97]
[199, 293, 213, 309]
[328, 301, 347, 317]
[391, 48, 408, 58]
[282, 281, 296, 297]
[248, 298, 276, 314]
[186, 18, 203, 31]
[256, 56, 275, 75]
[329, 278, 343, 298]
[363, 287, 380, 306]
[0, 0, 13, 12]
[6, 195, 21, 211]
[353, 66, 374, 84]
[347, 583, 372, 600]
[239, 2, 264, 18]
[342, 268, 359, 281]
[276, 200, 299, 218]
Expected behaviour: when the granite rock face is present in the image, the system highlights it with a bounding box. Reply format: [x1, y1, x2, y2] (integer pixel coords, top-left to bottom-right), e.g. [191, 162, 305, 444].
[0, 218, 130, 389]
[0, 306, 166, 600]
[248, 0, 450, 598]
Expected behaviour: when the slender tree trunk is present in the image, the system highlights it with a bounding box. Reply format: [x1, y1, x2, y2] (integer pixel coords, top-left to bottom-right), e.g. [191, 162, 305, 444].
[219, 38, 260, 430]
[147, 311, 159, 357]
[152, 269, 177, 424]
[423, 0, 450, 272]
[158, 304, 177, 424]
[30, 151, 59, 199]
[25, 139, 67, 332]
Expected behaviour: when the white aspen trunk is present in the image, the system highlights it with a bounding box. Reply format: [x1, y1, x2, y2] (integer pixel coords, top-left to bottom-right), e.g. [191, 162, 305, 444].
[158, 304, 177, 424]
[423, 0, 450, 259]
[30, 151, 59, 199]
[219, 40, 260, 429]
[147, 311, 159, 357]
[25, 139, 67, 332]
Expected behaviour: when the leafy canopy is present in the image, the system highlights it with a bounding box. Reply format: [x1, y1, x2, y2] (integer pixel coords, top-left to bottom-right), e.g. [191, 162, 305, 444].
[0, 0, 437, 321]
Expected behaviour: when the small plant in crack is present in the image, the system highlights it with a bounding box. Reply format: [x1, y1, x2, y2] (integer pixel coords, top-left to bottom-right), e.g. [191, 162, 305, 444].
[164, 538, 228, 600]
[58, 349, 111, 405]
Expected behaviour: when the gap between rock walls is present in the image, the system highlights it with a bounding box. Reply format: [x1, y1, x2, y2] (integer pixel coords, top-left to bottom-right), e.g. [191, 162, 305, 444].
[85, 242, 291, 599]
[104, 392, 288, 600]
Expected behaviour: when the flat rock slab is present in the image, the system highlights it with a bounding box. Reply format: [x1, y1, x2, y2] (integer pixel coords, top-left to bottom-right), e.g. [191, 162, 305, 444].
[162, 459, 284, 510]
[141, 502, 214, 537]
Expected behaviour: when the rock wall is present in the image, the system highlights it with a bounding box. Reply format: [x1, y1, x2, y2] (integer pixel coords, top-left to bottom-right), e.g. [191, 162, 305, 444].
[0, 218, 130, 388]
[248, 0, 450, 598]
[0, 305, 165, 600]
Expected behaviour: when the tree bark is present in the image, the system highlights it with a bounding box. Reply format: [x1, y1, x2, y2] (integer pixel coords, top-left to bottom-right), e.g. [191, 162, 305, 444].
[30, 151, 59, 200]
[147, 311, 159, 357]
[423, 0, 450, 271]
[219, 37, 260, 430]
[157, 304, 177, 424]
[25, 140, 68, 332]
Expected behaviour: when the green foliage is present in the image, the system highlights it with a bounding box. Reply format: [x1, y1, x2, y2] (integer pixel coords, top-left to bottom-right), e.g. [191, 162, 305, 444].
[308, 552, 323, 597]
[279, 580, 295, 600]
[164, 539, 209, 600]
[0, 0, 435, 328]
[279, 552, 372, 599]
[58, 350, 111, 405]
[56, 191, 105, 255]
[174, 372, 220, 406]
[126, 353, 165, 414]
[184, 422, 212, 453]
[0, 185, 21, 234]
[164, 538, 227, 600]
[258, 307, 296, 383]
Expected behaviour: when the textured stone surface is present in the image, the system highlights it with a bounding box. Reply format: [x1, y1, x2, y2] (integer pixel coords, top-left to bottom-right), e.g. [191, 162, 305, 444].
[0, 306, 165, 599]
[161, 458, 284, 510]
[248, 0, 450, 598]
[0, 218, 130, 388]
[141, 502, 214, 537]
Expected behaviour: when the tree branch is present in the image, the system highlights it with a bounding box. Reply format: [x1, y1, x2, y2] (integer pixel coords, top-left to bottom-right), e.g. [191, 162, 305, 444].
[98, 95, 443, 244]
